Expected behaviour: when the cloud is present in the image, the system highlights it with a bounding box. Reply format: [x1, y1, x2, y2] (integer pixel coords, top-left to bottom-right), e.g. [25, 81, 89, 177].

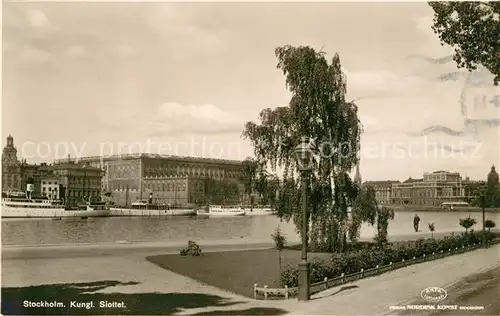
[110, 102, 245, 137]
[345, 69, 425, 94]
[18, 46, 53, 63]
[358, 114, 383, 133]
[66, 45, 86, 58]
[118, 45, 137, 57]
[3, 41, 14, 53]
[415, 15, 434, 37]
[146, 5, 228, 59]
[26, 10, 50, 28]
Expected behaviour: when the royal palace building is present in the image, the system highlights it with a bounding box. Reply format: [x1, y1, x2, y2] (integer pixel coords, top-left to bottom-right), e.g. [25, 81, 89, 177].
[391, 170, 469, 206]
[57, 154, 245, 206]
[363, 180, 401, 205]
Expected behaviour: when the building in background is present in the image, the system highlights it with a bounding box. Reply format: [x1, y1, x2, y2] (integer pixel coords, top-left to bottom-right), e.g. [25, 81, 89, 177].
[41, 177, 61, 200]
[51, 162, 104, 206]
[20, 163, 53, 197]
[363, 180, 400, 205]
[2, 134, 21, 192]
[56, 154, 245, 206]
[391, 170, 467, 206]
[2, 135, 52, 196]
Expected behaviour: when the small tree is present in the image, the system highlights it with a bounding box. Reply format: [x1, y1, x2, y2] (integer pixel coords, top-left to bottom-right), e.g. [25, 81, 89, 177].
[485, 219, 496, 232]
[374, 207, 395, 244]
[428, 222, 435, 238]
[271, 227, 287, 274]
[459, 217, 477, 234]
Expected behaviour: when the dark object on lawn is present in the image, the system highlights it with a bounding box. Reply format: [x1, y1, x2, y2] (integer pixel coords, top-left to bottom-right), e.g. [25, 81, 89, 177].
[413, 214, 420, 232]
[180, 240, 202, 256]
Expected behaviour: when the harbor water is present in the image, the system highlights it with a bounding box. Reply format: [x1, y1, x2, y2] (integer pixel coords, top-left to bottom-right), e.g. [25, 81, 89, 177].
[2, 211, 499, 246]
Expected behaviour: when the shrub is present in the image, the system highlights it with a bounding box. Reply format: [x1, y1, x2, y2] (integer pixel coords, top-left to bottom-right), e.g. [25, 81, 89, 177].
[428, 222, 435, 238]
[485, 219, 496, 232]
[179, 240, 202, 256]
[459, 217, 477, 234]
[279, 231, 500, 287]
[309, 258, 334, 282]
[280, 264, 298, 287]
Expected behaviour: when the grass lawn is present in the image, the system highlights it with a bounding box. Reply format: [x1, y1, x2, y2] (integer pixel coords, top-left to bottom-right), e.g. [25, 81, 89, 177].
[2, 281, 288, 315]
[146, 248, 330, 299]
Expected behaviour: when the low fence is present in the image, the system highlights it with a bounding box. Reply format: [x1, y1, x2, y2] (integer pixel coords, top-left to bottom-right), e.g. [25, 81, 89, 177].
[254, 240, 499, 300]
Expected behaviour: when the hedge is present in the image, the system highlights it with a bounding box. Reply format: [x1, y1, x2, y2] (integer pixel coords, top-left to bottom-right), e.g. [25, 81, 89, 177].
[280, 231, 498, 287]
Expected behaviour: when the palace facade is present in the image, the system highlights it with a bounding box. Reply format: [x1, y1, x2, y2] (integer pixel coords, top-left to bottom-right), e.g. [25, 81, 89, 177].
[363, 180, 401, 205]
[391, 171, 468, 206]
[57, 154, 245, 206]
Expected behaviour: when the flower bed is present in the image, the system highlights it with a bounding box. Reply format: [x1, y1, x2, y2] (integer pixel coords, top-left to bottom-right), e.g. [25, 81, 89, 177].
[254, 231, 499, 300]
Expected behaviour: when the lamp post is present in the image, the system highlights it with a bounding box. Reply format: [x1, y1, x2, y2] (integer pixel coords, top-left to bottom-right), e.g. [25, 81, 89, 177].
[294, 138, 314, 301]
[80, 165, 86, 204]
[481, 193, 486, 248]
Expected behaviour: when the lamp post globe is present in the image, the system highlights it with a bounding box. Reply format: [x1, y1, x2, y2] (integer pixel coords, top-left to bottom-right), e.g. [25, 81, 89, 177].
[294, 138, 313, 301]
[294, 139, 314, 172]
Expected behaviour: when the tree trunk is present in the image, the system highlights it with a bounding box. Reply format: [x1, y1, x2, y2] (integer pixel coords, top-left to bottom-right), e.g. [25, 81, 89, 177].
[278, 251, 282, 275]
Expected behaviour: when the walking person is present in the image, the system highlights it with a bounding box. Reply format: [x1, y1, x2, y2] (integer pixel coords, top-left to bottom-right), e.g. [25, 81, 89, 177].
[413, 214, 420, 232]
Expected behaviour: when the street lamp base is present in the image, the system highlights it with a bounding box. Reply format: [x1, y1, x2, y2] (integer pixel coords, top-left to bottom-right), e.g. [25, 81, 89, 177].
[298, 261, 310, 301]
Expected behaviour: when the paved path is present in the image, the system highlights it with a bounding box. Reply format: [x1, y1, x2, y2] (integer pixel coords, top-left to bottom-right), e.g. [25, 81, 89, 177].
[385, 265, 500, 315]
[286, 244, 500, 316]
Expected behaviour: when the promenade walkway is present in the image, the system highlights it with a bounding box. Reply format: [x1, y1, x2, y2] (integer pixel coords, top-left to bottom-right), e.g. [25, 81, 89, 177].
[288, 244, 500, 316]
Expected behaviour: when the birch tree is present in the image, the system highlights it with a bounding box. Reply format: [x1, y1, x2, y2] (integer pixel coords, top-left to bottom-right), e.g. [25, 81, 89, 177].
[242, 46, 363, 252]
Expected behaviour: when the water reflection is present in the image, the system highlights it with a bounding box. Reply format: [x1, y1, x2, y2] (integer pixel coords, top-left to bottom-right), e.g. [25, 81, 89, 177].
[2, 211, 499, 246]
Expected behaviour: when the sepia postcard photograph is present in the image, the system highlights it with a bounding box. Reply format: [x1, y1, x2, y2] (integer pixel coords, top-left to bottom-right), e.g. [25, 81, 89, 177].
[1, 0, 499, 315]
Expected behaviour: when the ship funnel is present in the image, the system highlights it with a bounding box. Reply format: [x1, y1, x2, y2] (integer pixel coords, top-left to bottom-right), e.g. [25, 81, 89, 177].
[148, 193, 153, 204]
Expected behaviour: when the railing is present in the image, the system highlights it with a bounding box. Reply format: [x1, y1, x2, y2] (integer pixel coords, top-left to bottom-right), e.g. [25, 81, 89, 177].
[253, 240, 499, 300]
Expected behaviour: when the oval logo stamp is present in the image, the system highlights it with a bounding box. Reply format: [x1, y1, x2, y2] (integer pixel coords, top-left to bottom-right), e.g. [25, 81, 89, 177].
[420, 287, 448, 303]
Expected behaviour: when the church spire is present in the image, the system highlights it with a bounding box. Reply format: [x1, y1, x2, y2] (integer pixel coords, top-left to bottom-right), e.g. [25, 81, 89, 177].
[488, 165, 499, 186]
[354, 160, 361, 185]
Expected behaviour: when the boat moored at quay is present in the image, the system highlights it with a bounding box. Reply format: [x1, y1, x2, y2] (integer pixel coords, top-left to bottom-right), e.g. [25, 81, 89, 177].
[241, 205, 276, 216]
[197, 205, 246, 216]
[1, 193, 110, 218]
[110, 200, 196, 217]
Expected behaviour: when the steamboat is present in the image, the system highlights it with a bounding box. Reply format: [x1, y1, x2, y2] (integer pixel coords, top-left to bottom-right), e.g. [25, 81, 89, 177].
[197, 204, 246, 217]
[241, 205, 276, 216]
[1, 191, 110, 218]
[109, 194, 195, 216]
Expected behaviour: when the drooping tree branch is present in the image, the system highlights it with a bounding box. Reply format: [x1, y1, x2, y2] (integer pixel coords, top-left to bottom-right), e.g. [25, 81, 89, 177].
[242, 46, 365, 252]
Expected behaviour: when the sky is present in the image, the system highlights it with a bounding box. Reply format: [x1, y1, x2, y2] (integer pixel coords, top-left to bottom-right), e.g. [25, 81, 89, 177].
[2, 1, 499, 181]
